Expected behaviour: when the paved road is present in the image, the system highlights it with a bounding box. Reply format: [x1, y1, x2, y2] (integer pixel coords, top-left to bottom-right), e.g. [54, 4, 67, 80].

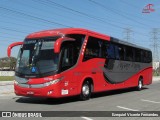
[1, 80, 160, 120]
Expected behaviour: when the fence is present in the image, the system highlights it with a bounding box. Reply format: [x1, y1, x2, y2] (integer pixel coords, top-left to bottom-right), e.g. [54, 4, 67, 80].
[0, 71, 15, 76]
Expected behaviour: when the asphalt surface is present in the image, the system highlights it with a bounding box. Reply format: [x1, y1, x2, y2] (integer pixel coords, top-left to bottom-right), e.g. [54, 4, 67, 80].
[1, 79, 160, 120]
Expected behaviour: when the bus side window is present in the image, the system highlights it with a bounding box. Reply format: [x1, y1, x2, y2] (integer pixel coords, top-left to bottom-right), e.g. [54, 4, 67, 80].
[125, 46, 133, 61]
[141, 50, 149, 63]
[106, 44, 115, 59]
[135, 49, 141, 62]
[83, 37, 102, 61]
[143, 50, 152, 63]
[118, 45, 125, 60]
[115, 45, 120, 60]
[60, 43, 75, 72]
[66, 34, 85, 63]
[62, 48, 70, 67]
[148, 51, 152, 63]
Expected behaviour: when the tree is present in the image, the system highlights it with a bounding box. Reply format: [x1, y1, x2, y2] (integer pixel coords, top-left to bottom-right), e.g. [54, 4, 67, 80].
[0, 57, 17, 71]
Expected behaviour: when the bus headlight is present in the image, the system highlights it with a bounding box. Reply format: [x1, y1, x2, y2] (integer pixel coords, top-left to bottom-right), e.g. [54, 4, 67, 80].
[44, 78, 62, 87]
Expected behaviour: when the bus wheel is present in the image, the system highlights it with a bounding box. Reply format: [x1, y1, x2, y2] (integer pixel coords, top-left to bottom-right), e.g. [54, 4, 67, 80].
[80, 81, 91, 101]
[137, 79, 143, 91]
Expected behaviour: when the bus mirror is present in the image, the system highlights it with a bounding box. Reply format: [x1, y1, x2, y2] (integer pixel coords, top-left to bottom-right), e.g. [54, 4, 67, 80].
[54, 37, 75, 53]
[7, 42, 23, 57]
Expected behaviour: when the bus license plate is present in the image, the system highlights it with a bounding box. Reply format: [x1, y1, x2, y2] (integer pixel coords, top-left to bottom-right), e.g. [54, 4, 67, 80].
[27, 91, 34, 94]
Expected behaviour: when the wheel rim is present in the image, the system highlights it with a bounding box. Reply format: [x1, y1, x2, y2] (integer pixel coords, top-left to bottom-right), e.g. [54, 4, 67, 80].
[82, 84, 89, 96]
[139, 81, 142, 89]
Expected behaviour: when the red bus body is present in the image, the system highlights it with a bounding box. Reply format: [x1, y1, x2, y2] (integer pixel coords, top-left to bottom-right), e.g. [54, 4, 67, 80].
[8, 28, 152, 99]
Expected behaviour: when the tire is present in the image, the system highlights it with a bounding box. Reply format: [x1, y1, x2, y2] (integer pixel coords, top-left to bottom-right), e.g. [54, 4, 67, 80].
[79, 81, 91, 101]
[136, 79, 143, 91]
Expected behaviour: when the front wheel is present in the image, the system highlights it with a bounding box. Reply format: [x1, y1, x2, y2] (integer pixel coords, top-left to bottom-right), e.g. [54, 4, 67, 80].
[79, 81, 91, 101]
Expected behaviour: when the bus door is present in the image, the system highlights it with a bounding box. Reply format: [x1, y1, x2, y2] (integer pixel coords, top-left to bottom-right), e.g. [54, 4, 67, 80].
[57, 39, 79, 95]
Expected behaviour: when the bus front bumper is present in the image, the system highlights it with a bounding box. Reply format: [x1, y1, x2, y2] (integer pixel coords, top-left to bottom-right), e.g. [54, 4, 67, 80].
[14, 83, 61, 98]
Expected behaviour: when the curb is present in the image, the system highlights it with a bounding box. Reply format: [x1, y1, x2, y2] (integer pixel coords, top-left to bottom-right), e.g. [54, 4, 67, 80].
[0, 81, 14, 86]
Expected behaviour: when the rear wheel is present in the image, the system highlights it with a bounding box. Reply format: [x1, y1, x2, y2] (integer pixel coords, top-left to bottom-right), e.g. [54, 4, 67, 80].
[79, 81, 91, 101]
[137, 79, 143, 91]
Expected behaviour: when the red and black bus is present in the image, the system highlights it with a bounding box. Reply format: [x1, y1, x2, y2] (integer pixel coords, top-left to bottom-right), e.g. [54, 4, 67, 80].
[8, 28, 152, 100]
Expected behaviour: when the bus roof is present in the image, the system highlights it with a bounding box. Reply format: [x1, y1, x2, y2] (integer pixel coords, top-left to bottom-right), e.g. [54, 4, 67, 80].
[26, 28, 151, 51]
[26, 28, 110, 39]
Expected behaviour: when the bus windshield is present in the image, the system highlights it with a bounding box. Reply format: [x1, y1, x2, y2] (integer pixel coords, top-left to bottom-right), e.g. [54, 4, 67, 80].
[16, 37, 60, 77]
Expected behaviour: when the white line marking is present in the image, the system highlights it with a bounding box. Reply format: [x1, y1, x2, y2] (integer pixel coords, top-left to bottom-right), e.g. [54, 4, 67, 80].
[81, 116, 93, 120]
[117, 106, 139, 111]
[141, 99, 160, 104]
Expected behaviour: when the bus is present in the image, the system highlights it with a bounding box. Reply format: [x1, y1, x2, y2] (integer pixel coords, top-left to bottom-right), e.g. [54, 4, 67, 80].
[7, 28, 152, 100]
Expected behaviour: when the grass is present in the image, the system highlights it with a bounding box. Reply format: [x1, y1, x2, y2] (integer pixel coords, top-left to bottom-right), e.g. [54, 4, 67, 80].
[0, 76, 15, 81]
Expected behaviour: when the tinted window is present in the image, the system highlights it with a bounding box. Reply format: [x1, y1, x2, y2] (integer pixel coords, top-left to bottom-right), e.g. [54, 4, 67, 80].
[60, 34, 85, 72]
[142, 50, 152, 63]
[62, 47, 72, 67]
[115, 45, 120, 60]
[66, 34, 85, 61]
[148, 51, 152, 63]
[103, 43, 124, 60]
[125, 46, 133, 61]
[106, 44, 115, 59]
[60, 43, 74, 71]
[135, 49, 141, 62]
[118, 45, 125, 60]
[83, 37, 102, 61]
[141, 50, 145, 62]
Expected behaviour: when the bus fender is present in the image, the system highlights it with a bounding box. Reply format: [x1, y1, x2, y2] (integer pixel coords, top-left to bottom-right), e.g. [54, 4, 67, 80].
[78, 76, 94, 94]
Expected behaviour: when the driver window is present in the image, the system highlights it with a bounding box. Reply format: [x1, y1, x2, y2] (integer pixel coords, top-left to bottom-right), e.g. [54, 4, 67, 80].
[61, 43, 74, 72]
